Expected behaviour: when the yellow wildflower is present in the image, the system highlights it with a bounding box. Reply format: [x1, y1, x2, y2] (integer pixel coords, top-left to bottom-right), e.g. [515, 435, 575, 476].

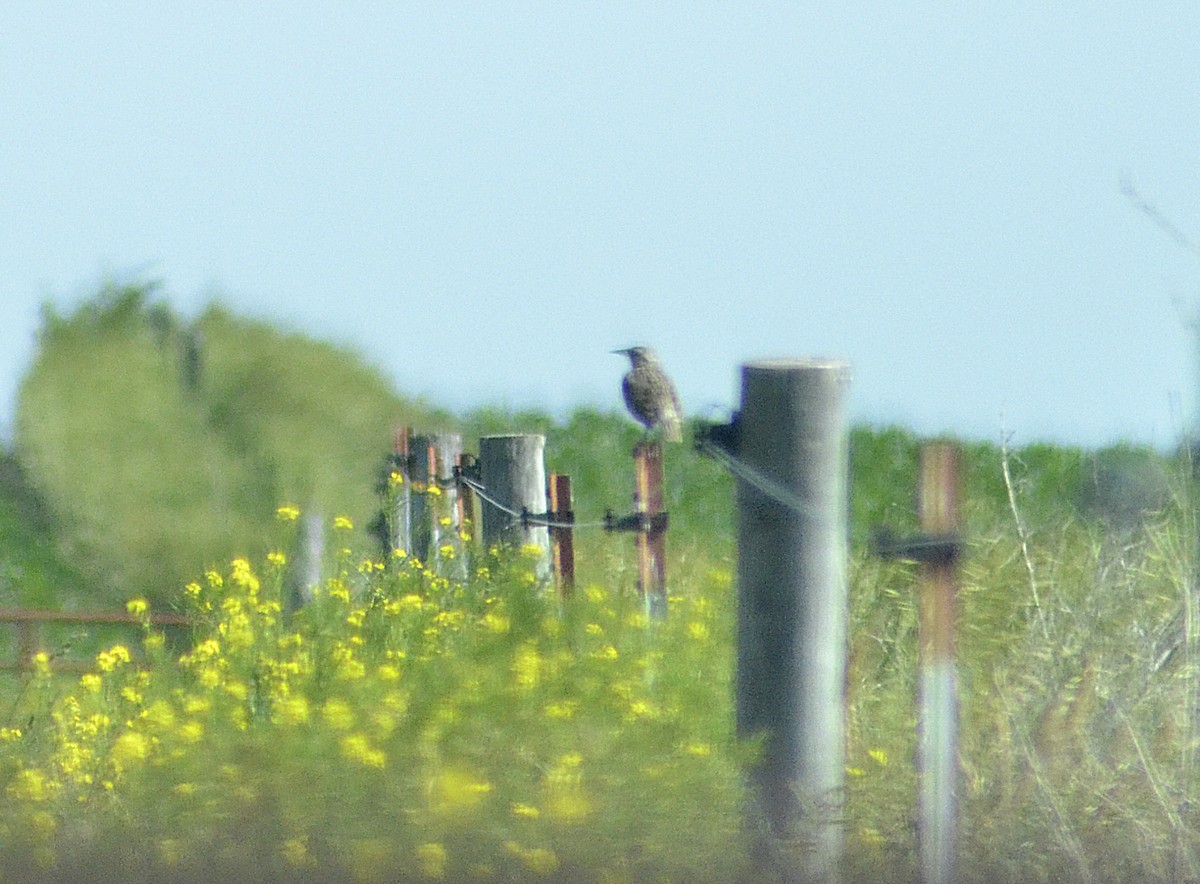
[230, 557, 260, 593]
[95, 645, 131, 672]
[276, 504, 301, 521]
[281, 837, 312, 869]
[428, 766, 492, 815]
[7, 768, 55, 802]
[110, 730, 153, 771]
[333, 515, 354, 531]
[505, 842, 559, 875]
[416, 842, 447, 879]
[178, 721, 204, 743]
[340, 733, 386, 768]
[322, 698, 356, 731]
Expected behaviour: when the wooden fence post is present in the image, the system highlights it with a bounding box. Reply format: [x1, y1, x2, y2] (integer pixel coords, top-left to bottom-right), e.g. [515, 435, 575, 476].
[633, 442, 668, 619]
[479, 434, 550, 582]
[734, 359, 850, 880]
[547, 473, 575, 598]
[917, 441, 962, 884]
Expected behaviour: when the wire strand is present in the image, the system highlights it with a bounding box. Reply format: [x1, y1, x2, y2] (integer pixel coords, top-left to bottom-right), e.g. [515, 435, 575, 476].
[697, 440, 830, 522]
[457, 475, 606, 530]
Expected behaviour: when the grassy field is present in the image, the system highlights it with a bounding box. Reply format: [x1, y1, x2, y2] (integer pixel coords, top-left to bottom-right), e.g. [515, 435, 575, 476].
[0, 442, 1195, 881]
[2, 285, 1198, 880]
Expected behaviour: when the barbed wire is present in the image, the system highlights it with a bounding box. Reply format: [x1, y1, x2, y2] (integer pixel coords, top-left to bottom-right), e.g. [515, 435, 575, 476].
[696, 439, 831, 523]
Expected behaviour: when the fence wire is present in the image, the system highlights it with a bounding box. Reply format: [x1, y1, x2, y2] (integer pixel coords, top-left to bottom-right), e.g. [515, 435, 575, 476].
[456, 474, 607, 531]
[696, 439, 830, 523]
[444, 443, 831, 530]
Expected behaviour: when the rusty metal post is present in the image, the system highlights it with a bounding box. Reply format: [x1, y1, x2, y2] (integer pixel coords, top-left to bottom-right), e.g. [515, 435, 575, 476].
[633, 441, 668, 620]
[917, 441, 962, 884]
[547, 473, 575, 598]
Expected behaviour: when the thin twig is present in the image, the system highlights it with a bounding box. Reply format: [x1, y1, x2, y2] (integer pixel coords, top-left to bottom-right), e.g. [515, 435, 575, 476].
[1120, 173, 1200, 260]
[1000, 433, 1049, 639]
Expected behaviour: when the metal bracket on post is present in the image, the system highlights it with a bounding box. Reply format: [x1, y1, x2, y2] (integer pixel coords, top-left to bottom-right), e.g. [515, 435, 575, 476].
[871, 527, 964, 567]
[602, 509, 670, 534]
[693, 415, 741, 457]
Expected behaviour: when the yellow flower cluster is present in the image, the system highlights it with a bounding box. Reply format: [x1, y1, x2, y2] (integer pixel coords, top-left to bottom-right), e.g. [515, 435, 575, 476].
[0, 524, 741, 881]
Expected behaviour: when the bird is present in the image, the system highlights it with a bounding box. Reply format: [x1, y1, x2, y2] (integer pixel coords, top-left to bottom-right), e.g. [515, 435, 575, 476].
[613, 346, 684, 443]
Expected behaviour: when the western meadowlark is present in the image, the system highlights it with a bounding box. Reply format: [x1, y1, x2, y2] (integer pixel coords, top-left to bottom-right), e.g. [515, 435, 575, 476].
[613, 346, 683, 442]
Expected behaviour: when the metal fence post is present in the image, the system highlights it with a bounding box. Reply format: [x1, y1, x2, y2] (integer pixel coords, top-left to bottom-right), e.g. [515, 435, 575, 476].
[917, 441, 961, 884]
[411, 432, 464, 577]
[547, 472, 575, 598]
[633, 441, 668, 619]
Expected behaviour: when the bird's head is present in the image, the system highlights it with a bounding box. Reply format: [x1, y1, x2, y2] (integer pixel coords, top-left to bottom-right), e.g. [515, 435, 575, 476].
[612, 346, 657, 368]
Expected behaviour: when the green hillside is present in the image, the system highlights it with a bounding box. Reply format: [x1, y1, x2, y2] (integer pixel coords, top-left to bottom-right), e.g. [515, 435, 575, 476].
[12, 284, 449, 607]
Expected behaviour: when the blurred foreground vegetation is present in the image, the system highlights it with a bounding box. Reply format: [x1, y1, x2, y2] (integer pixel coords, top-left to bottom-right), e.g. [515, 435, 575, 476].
[0, 283, 1198, 879]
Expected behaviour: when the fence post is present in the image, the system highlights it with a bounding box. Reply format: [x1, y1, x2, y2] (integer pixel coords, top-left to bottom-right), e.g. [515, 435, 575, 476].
[633, 442, 668, 619]
[457, 453, 477, 544]
[917, 441, 961, 884]
[411, 432, 465, 577]
[479, 434, 551, 581]
[288, 509, 325, 609]
[392, 427, 413, 556]
[734, 359, 850, 880]
[547, 473, 575, 598]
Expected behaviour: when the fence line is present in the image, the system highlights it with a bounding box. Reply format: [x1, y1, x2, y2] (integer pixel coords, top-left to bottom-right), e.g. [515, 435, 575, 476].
[6, 356, 988, 884]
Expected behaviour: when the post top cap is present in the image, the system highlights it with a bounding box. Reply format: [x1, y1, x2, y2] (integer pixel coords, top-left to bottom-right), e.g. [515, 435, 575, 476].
[742, 358, 851, 372]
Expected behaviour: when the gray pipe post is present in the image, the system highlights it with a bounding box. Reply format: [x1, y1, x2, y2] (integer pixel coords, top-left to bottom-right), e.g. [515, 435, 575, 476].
[478, 434, 551, 582]
[734, 359, 850, 881]
[411, 432, 464, 578]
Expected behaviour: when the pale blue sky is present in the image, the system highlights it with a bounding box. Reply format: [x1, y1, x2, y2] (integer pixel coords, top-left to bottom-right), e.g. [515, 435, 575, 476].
[3, 4, 1199, 448]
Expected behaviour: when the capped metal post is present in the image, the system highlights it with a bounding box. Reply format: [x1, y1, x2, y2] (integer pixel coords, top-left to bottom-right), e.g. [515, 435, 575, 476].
[479, 434, 551, 581]
[734, 359, 850, 880]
